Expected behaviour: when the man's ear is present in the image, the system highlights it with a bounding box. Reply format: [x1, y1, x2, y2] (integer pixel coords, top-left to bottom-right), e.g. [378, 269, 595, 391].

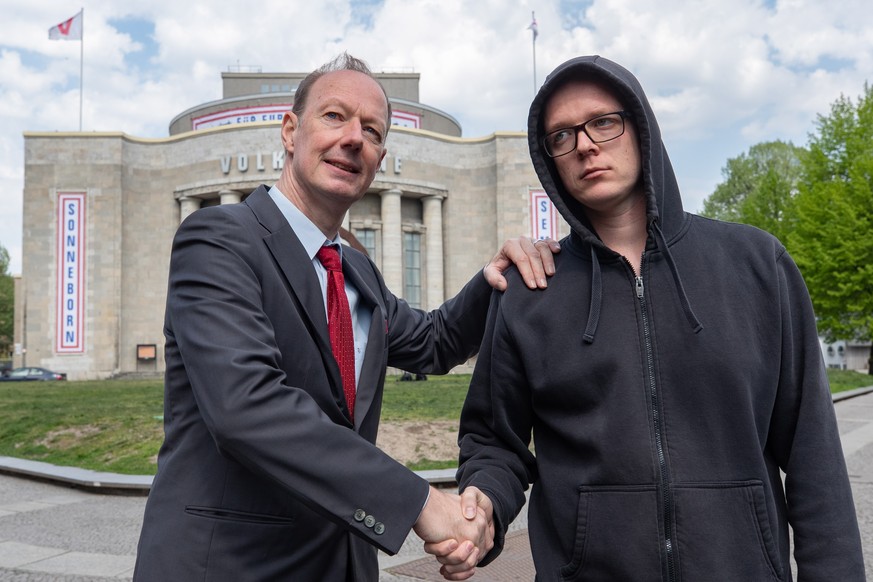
[379, 147, 387, 165]
[281, 112, 297, 156]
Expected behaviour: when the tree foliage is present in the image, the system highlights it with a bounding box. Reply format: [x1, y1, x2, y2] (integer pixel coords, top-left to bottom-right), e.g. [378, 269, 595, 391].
[702, 86, 873, 372]
[788, 85, 873, 359]
[700, 140, 804, 242]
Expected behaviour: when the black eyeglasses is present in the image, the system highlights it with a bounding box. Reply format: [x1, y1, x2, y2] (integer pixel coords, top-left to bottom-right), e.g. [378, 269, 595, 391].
[543, 111, 632, 158]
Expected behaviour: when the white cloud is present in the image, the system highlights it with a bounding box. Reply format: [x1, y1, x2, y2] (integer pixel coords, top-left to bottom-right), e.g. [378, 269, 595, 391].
[1, 0, 872, 273]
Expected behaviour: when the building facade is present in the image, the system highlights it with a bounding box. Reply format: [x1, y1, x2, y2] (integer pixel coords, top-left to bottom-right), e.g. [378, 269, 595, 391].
[820, 339, 873, 373]
[15, 69, 565, 379]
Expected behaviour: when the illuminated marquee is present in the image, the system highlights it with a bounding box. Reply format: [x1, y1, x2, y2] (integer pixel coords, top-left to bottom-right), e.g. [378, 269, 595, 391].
[530, 188, 558, 241]
[56, 192, 86, 353]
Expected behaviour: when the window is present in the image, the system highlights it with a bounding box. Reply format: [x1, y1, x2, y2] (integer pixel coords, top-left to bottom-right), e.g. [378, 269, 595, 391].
[404, 232, 422, 308]
[355, 228, 377, 259]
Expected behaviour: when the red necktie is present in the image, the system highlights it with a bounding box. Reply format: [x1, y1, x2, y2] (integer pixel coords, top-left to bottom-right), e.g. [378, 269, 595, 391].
[316, 245, 356, 421]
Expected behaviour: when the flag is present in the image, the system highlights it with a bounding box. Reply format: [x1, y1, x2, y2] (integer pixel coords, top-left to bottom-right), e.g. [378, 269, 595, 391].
[49, 10, 83, 41]
[528, 12, 538, 40]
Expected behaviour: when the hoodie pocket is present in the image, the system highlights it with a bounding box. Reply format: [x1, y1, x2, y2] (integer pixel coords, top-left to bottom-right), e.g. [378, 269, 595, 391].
[559, 484, 662, 582]
[672, 480, 783, 581]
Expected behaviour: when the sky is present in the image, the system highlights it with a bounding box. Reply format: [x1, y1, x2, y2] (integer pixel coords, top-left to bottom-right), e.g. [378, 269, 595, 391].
[1, 0, 871, 275]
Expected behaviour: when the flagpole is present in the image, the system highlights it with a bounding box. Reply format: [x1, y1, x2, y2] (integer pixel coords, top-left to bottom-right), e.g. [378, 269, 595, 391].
[530, 11, 537, 97]
[48, 9, 85, 129]
[532, 32, 537, 95]
[79, 7, 84, 131]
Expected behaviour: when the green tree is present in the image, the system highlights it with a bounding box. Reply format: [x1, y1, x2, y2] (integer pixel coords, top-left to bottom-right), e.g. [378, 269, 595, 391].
[0, 245, 13, 359]
[701, 140, 804, 242]
[789, 85, 873, 374]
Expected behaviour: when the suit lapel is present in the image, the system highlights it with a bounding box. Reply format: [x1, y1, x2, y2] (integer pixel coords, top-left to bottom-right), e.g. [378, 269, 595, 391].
[245, 187, 348, 420]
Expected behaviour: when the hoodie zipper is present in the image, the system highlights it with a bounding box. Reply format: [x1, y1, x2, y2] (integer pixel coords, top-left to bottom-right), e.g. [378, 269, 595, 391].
[635, 267, 677, 582]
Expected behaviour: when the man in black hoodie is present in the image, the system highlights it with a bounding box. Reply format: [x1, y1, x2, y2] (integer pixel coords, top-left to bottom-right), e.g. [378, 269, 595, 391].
[455, 55, 865, 581]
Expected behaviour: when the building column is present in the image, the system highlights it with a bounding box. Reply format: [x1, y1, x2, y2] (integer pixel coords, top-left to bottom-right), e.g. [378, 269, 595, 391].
[179, 196, 202, 223]
[219, 190, 242, 205]
[422, 195, 445, 309]
[380, 189, 403, 295]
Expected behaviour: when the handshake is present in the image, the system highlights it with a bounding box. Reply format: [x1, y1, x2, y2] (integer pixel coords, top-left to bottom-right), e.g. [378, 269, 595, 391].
[412, 486, 495, 580]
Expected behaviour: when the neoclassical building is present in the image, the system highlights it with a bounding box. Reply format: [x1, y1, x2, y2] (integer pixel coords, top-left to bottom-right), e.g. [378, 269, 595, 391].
[16, 68, 566, 379]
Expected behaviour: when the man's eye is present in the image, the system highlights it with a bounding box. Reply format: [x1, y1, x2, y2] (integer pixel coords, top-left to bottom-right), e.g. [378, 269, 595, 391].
[550, 130, 571, 145]
[324, 112, 342, 124]
[364, 127, 383, 144]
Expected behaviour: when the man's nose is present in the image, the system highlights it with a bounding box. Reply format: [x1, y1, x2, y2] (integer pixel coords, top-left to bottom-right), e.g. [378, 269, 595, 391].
[574, 127, 598, 153]
[339, 118, 365, 148]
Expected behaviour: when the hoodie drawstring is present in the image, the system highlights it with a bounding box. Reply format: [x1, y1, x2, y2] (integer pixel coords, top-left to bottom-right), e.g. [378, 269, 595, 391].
[582, 245, 602, 344]
[652, 222, 703, 334]
[582, 224, 703, 344]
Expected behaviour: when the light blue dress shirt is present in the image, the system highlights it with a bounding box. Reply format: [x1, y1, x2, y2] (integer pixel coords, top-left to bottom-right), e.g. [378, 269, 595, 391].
[268, 186, 372, 386]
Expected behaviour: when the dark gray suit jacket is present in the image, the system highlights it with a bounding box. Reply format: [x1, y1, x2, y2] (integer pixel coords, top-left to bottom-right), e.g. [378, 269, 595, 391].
[134, 186, 490, 581]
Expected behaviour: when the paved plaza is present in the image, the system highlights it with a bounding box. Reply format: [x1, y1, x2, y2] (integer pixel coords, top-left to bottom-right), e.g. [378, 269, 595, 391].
[0, 386, 872, 581]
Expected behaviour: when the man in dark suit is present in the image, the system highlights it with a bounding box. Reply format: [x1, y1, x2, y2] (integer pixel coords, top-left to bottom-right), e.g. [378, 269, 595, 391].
[133, 53, 557, 582]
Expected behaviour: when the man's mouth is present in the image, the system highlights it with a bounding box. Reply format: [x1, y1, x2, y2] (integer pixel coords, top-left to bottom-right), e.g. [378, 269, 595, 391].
[582, 167, 607, 179]
[326, 160, 359, 174]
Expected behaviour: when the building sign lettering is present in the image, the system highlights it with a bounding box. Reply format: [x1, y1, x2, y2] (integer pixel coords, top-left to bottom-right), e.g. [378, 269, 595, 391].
[530, 188, 558, 241]
[219, 152, 285, 174]
[221, 153, 402, 175]
[391, 111, 421, 129]
[193, 105, 290, 130]
[195, 104, 422, 132]
[56, 192, 86, 353]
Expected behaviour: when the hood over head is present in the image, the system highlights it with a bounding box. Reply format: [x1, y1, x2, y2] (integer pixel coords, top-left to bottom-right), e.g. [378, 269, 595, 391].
[528, 55, 700, 342]
[528, 55, 685, 244]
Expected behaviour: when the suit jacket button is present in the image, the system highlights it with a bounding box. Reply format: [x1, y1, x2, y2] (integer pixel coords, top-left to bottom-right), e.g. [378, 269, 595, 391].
[354, 509, 366, 522]
[374, 522, 385, 535]
[364, 515, 376, 528]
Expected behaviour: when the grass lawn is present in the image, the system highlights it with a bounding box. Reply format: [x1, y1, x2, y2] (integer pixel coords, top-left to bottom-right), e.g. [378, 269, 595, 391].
[828, 368, 873, 393]
[0, 369, 870, 475]
[0, 379, 164, 475]
[381, 374, 471, 421]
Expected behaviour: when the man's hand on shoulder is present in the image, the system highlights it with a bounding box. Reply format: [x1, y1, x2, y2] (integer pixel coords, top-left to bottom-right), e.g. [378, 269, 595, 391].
[484, 237, 561, 291]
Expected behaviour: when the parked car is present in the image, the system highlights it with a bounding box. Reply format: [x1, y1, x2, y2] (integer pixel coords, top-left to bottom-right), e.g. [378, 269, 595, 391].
[0, 367, 67, 382]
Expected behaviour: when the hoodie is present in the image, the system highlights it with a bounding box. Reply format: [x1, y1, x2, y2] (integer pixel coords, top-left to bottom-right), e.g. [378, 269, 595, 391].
[457, 55, 865, 581]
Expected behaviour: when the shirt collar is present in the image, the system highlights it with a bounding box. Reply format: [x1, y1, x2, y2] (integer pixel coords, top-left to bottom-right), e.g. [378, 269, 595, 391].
[268, 185, 343, 260]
